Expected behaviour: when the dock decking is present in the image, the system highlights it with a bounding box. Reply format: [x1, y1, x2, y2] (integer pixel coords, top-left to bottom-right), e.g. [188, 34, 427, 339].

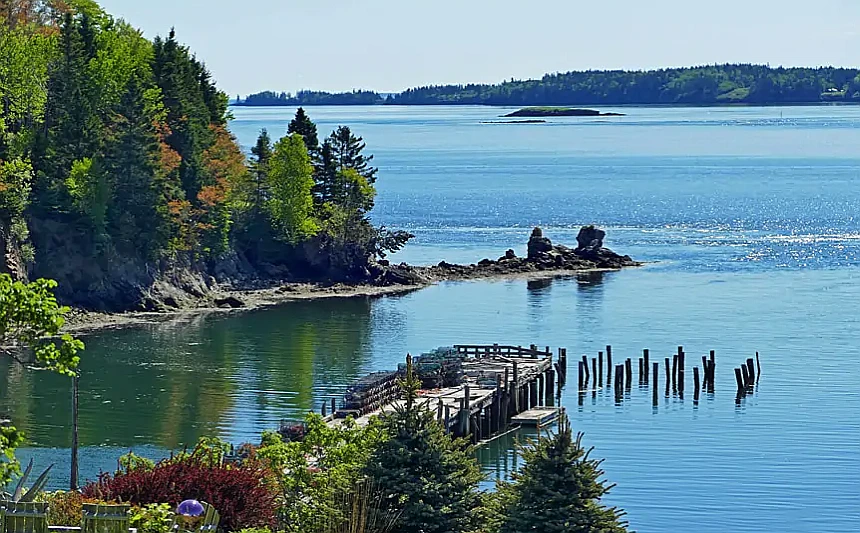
[313, 344, 570, 444]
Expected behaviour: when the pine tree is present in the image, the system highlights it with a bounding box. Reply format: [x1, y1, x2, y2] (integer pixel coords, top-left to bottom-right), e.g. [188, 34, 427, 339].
[493, 417, 629, 533]
[364, 355, 483, 533]
[287, 107, 319, 154]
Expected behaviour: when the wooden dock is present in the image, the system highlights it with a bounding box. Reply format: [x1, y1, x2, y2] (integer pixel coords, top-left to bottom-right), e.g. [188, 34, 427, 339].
[306, 344, 570, 444]
[511, 407, 560, 427]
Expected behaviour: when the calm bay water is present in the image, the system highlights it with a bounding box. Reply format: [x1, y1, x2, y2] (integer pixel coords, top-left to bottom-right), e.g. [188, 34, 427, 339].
[3, 105, 860, 531]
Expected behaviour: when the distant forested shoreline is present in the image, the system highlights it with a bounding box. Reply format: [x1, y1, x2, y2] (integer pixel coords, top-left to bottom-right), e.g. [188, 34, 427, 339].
[235, 64, 860, 107]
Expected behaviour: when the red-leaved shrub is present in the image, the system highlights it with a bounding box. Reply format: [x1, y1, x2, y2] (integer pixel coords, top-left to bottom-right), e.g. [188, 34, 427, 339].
[82, 455, 277, 531]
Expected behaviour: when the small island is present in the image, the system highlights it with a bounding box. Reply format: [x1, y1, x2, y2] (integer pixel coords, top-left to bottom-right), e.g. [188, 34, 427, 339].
[481, 119, 547, 124]
[503, 107, 625, 118]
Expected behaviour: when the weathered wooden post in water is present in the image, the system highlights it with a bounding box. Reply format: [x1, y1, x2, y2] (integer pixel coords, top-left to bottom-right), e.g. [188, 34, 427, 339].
[598, 351, 604, 386]
[652, 362, 659, 406]
[671, 354, 678, 390]
[643, 349, 650, 383]
[606, 345, 613, 385]
[625, 358, 632, 389]
[581, 355, 590, 384]
[693, 367, 700, 404]
[746, 358, 756, 385]
[71, 373, 79, 491]
[591, 358, 597, 388]
[512, 361, 520, 413]
[734, 368, 744, 394]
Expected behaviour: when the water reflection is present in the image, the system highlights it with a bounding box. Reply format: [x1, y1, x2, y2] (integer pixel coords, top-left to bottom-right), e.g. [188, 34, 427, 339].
[0, 297, 377, 450]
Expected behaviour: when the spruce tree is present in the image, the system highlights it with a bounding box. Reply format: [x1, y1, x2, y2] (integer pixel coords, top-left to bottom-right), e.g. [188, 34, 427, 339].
[34, 12, 99, 213]
[287, 107, 319, 154]
[250, 129, 273, 214]
[327, 125, 377, 183]
[364, 356, 483, 533]
[101, 73, 171, 258]
[493, 417, 629, 533]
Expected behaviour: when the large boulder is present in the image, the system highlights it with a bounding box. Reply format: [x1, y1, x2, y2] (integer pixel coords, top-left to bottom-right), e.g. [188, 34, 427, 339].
[527, 227, 553, 259]
[576, 225, 606, 251]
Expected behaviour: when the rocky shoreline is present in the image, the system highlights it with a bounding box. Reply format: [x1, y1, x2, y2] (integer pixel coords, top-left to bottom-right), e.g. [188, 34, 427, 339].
[64, 226, 639, 334]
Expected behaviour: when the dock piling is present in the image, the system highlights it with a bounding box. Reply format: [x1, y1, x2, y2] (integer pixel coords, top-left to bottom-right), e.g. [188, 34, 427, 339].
[693, 367, 700, 404]
[598, 351, 604, 386]
[643, 349, 650, 383]
[652, 362, 659, 406]
[606, 346, 613, 386]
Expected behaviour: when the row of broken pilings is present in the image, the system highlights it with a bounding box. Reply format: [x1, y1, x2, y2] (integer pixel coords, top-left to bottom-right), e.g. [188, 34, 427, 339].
[577, 345, 762, 406]
[444, 346, 569, 445]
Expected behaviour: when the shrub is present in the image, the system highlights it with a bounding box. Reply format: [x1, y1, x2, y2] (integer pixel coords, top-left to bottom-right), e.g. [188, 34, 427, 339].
[41, 491, 84, 526]
[130, 503, 174, 533]
[257, 415, 387, 533]
[82, 443, 278, 532]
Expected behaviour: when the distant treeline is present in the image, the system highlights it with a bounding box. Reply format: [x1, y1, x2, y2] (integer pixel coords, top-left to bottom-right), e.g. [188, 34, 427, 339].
[238, 64, 860, 106]
[235, 89, 383, 106]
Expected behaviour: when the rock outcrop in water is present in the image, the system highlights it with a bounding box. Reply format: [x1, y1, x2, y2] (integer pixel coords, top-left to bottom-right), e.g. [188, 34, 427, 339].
[370, 226, 638, 286]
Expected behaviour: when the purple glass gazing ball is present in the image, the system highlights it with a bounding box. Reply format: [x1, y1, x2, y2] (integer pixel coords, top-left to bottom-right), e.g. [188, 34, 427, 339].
[177, 500, 205, 517]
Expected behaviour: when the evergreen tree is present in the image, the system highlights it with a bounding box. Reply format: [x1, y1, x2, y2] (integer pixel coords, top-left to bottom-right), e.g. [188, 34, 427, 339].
[314, 126, 377, 211]
[492, 417, 628, 533]
[101, 73, 173, 257]
[364, 356, 483, 533]
[34, 12, 100, 213]
[287, 107, 319, 154]
[250, 129, 273, 213]
[328, 125, 377, 184]
[313, 139, 338, 206]
[151, 28, 213, 203]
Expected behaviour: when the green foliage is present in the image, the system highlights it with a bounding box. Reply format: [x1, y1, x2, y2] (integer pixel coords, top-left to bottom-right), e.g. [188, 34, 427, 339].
[117, 451, 156, 473]
[249, 129, 273, 211]
[288, 108, 319, 154]
[0, 275, 83, 376]
[266, 134, 318, 243]
[42, 490, 84, 526]
[489, 418, 628, 533]
[238, 90, 382, 107]
[389, 64, 860, 106]
[256, 413, 387, 533]
[130, 503, 175, 533]
[0, 275, 82, 485]
[363, 357, 483, 533]
[0, 158, 33, 220]
[1, 0, 412, 306]
[0, 423, 25, 488]
[66, 157, 109, 239]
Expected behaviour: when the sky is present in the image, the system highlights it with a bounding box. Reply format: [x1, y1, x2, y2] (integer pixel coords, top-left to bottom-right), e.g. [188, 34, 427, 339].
[98, 0, 860, 97]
